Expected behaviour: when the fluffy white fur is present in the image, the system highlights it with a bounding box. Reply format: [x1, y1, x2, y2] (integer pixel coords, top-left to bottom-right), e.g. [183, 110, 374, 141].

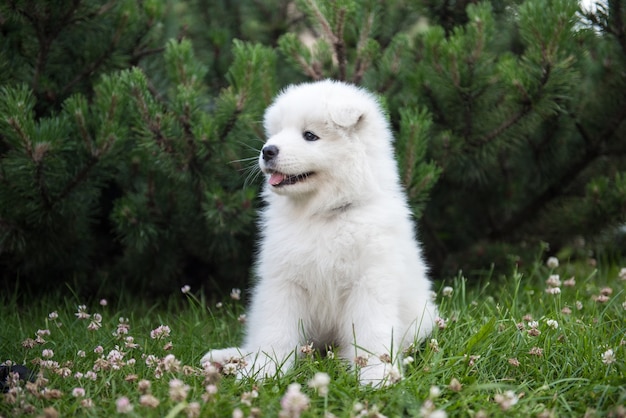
[201, 80, 437, 386]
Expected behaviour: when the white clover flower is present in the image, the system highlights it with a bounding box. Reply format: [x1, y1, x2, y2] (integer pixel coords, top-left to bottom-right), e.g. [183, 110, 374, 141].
[601, 349, 616, 365]
[421, 399, 448, 418]
[125, 336, 139, 349]
[138, 379, 151, 394]
[181, 285, 191, 294]
[139, 394, 160, 408]
[88, 319, 102, 331]
[37, 329, 51, 337]
[168, 378, 190, 402]
[546, 257, 559, 269]
[545, 274, 561, 288]
[48, 311, 59, 320]
[594, 294, 610, 303]
[435, 317, 447, 329]
[150, 325, 171, 340]
[230, 288, 242, 300]
[403, 356, 414, 366]
[222, 362, 239, 375]
[106, 349, 125, 370]
[308, 372, 331, 396]
[116, 396, 133, 414]
[186, 402, 201, 418]
[81, 398, 94, 408]
[442, 286, 454, 297]
[386, 367, 402, 384]
[99, 299, 108, 306]
[280, 383, 310, 417]
[114, 318, 131, 337]
[563, 277, 576, 287]
[145, 354, 158, 368]
[162, 354, 181, 372]
[240, 389, 259, 406]
[429, 338, 440, 352]
[75, 305, 90, 319]
[429, 385, 441, 399]
[619, 267, 626, 281]
[448, 377, 462, 392]
[546, 319, 559, 330]
[545, 287, 561, 295]
[42, 349, 54, 358]
[72, 387, 85, 397]
[494, 390, 518, 410]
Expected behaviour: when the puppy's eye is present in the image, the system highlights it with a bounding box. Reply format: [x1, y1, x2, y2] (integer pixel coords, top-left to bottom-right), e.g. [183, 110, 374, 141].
[303, 131, 319, 142]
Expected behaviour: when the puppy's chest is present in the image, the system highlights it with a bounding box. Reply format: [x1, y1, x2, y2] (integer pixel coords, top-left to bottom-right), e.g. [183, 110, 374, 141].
[262, 217, 364, 286]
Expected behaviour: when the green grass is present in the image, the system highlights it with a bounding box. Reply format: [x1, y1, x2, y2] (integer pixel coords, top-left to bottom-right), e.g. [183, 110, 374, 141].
[1, 259, 625, 417]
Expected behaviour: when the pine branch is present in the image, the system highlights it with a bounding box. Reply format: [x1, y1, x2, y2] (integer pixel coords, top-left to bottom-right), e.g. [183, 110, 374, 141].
[352, 11, 375, 84]
[9, 0, 82, 93]
[474, 63, 551, 147]
[610, 0, 626, 56]
[218, 105, 243, 145]
[7, 117, 33, 157]
[54, 156, 98, 205]
[584, 1, 626, 55]
[51, 92, 122, 205]
[292, 54, 323, 80]
[304, 0, 348, 81]
[60, 12, 128, 97]
[34, 158, 51, 209]
[488, 106, 626, 241]
[7, 117, 54, 208]
[488, 147, 599, 241]
[132, 87, 172, 153]
[130, 46, 166, 64]
[74, 109, 95, 155]
[333, 6, 347, 81]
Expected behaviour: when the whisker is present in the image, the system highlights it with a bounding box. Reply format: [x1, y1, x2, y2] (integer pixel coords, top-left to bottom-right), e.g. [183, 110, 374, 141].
[243, 163, 264, 189]
[230, 156, 259, 164]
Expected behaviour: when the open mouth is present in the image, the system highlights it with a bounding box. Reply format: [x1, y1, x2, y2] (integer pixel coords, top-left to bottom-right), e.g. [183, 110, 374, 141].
[267, 170, 315, 187]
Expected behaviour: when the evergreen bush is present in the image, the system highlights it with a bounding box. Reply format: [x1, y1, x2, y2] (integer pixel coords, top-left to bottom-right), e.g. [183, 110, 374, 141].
[1, 0, 624, 295]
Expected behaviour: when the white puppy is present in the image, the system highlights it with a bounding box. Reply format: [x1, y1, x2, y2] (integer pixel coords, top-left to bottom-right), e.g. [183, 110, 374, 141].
[201, 80, 437, 386]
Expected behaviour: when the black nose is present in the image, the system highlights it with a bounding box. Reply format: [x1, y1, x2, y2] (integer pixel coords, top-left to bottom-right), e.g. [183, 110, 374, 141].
[262, 145, 279, 161]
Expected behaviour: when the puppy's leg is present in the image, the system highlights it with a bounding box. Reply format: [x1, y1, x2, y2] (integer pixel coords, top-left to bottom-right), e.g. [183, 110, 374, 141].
[340, 279, 402, 386]
[237, 281, 308, 380]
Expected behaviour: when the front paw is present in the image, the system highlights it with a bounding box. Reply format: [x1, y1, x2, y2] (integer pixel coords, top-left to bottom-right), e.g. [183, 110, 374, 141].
[201, 348, 293, 381]
[200, 347, 244, 369]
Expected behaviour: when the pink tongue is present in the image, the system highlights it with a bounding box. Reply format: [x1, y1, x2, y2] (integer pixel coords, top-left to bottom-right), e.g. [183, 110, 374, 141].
[269, 172, 286, 186]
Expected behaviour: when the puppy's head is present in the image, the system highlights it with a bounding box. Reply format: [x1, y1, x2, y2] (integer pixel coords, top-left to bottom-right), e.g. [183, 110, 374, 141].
[260, 80, 394, 208]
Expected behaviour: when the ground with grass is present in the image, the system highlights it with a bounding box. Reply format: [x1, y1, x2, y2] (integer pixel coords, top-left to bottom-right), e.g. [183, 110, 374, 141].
[1, 257, 625, 417]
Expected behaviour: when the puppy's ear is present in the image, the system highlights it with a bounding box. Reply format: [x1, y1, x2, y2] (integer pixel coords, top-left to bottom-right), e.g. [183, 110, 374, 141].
[328, 101, 364, 128]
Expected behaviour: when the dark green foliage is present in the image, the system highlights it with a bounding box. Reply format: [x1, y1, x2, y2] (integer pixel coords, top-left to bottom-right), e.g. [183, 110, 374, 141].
[0, 1, 276, 295]
[1, 0, 625, 295]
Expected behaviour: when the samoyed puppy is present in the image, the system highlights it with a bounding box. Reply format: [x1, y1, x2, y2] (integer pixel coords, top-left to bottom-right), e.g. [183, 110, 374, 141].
[201, 80, 437, 386]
